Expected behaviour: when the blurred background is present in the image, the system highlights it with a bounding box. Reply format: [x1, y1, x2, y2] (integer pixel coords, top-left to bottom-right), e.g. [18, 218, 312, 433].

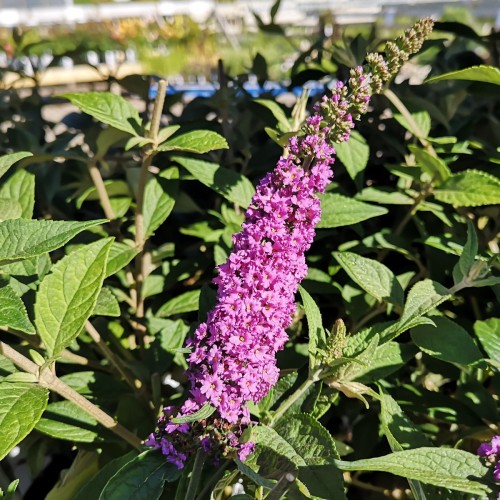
[0, 0, 499, 90]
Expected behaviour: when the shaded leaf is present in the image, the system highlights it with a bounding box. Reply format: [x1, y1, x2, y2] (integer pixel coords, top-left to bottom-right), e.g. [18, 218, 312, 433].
[411, 317, 483, 365]
[174, 156, 254, 208]
[157, 289, 201, 318]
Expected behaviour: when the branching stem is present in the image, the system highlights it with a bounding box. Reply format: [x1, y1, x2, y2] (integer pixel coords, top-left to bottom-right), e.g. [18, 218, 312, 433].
[134, 79, 167, 321]
[0, 341, 142, 449]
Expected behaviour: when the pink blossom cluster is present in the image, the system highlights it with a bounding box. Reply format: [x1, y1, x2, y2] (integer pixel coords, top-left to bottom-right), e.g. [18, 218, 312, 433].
[478, 435, 500, 487]
[146, 101, 341, 466]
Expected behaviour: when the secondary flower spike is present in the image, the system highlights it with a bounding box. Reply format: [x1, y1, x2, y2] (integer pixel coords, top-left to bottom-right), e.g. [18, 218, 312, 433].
[147, 18, 434, 468]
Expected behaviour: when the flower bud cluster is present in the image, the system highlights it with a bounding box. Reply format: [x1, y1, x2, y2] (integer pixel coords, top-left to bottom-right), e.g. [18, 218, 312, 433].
[147, 18, 434, 469]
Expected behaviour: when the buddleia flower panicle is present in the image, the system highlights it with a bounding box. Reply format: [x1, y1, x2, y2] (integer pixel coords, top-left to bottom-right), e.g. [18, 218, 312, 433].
[146, 18, 434, 469]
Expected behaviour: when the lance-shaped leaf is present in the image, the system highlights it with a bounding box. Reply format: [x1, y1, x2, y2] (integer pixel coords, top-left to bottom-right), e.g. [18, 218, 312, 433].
[335, 448, 491, 495]
[157, 130, 228, 154]
[0, 219, 106, 267]
[334, 251, 404, 307]
[0, 282, 35, 334]
[474, 318, 500, 364]
[318, 193, 387, 228]
[434, 170, 500, 207]
[174, 156, 255, 209]
[143, 168, 179, 238]
[383, 280, 450, 340]
[299, 286, 325, 371]
[0, 152, 32, 180]
[171, 403, 215, 423]
[0, 382, 49, 460]
[99, 449, 181, 500]
[335, 130, 369, 187]
[452, 221, 478, 285]
[408, 145, 451, 184]
[426, 65, 500, 86]
[35, 238, 112, 357]
[36, 401, 106, 443]
[62, 92, 143, 136]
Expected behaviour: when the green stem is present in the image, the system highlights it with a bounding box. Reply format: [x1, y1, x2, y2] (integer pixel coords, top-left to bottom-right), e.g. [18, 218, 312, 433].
[85, 321, 141, 394]
[134, 79, 167, 322]
[269, 369, 322, 427]
[0, 341, 142, 449]
[383, 88, 429, 148]
[87, 160, 115, 221]
[185, 449, 206, 500]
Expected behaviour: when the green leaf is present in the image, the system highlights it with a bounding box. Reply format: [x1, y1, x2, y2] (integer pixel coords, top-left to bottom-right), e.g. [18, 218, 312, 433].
[0, 199, 22, 221]
[35, 238, 112, 357]
[35, 401, 105, 443]
[274, 413, 339, 464]
[434, 170, 500, 207]
[355, 342, 417, 382]
[74, 451, 138, 500]
[395, 111, 431, 138]
[255, 99, 291, 132]
[318, 193, 387, 228]
[235, 458, 275, 489]
[408, 145, 451, 184]
[174, 156, 255, 209]
[0, 382, 49, 460]
[143, 168, 179, 238]
[157, 125, 181, 143]
[0, 219, 106, 266]
[335, 448, 491, 495]
[385, 280, 450, 340]
[380, 390, 431, 451]
[426, 65, 500, 86]
[157, 130, 228, 153]
[380, 392, 456, 500]
[0, 170, 35, 218]
[474, 318, 500, 363]
[250, 425, 305, 466]
[0, 282, 35, 333]
[157, 289, 201, 318]
[105, 241, 137, 277]
[299, 286, 325, 372]
[298, 464, 347, 500]
[171, 403, 215, 423]
[0, 152, 32, 180]
[356, 187, 414, 205]
[99, 449, 181, 500]
[335, 130, 369, 187]
[92, 287, 120, 317]
[411, 317, 483, 365]
[452, 221, 478, 285]
[334, 252, 404, 307]
[62, 92, 142, 136]
[0, 479, 20, 499]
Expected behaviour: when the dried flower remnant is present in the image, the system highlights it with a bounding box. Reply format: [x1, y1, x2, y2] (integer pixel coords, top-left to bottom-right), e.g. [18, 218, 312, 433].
[147, 18, 435, 469]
